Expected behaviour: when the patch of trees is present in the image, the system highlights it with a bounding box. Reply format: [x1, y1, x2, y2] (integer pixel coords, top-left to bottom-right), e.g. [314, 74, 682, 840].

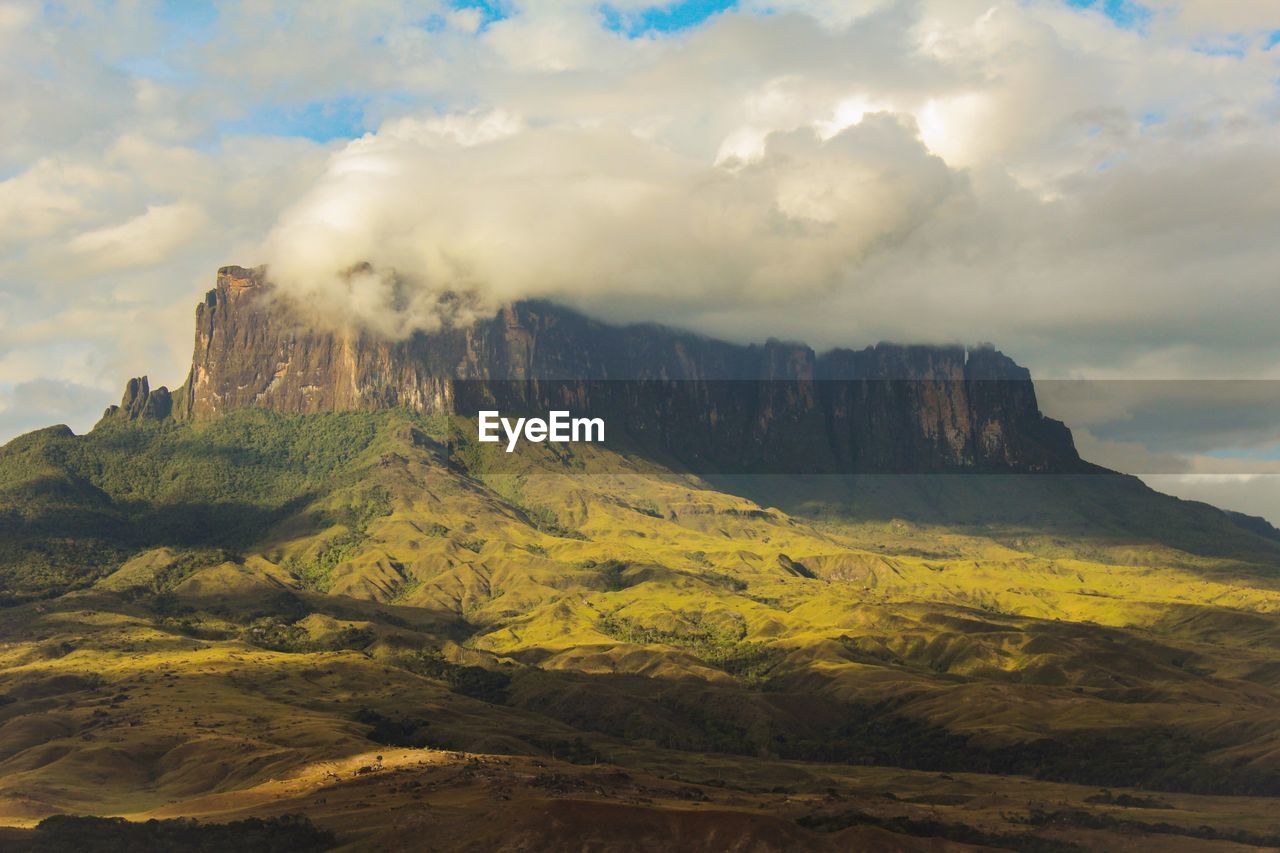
[597, 613, 782, 684]
[0, 410, 397, 598]
[1019, 808, 1280, 847]
[242, 618, 375, 654]
[402, 649, 512, 704]
[353, 708, 432, 749]
[29, 814, 333, 852]
[797, 808, 1081, 853]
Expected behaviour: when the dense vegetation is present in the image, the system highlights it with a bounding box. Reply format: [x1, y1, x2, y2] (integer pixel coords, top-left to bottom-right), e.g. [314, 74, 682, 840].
[0, 411, 416, 598]
[28, 814, 333, 852]
[280, 486, 395, 592]
[797, 808, 1083, 852]
[597, 613, 782, 682]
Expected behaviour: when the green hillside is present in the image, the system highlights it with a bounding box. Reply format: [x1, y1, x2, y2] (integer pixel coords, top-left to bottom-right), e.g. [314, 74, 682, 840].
[3, 410, 1280, 848]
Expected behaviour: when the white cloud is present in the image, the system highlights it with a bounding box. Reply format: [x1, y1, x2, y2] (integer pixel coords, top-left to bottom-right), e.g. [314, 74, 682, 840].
[1144, 0, 1280, 35]
[69, 202, 207, 273]
[741, 0, 896, 29]
[263, 112, 959, 337]
[0, 378, 112, 438]
[1142, 474, 1280, 525]
[0, 1, 33, 36]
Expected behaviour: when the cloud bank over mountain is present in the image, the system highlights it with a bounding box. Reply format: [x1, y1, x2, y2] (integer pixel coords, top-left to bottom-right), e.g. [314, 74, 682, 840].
[262, 111, 961, 337]
[254, 1, 1280, 364]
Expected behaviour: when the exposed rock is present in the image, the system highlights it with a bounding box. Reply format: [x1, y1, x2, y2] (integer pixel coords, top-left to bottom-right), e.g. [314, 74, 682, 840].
[103, 376, 172, 423]
[148, 265, 1085, 473]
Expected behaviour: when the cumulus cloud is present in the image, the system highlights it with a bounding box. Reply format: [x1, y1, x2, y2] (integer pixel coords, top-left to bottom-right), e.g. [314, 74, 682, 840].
[69, 202, 207, 273]
[0, 133, 329, 422]
[262, 111, 960, 336]
[1143, 474, 1280, 524]
[1143, 0, 1280, 35]
[244, 0, 1280, 378]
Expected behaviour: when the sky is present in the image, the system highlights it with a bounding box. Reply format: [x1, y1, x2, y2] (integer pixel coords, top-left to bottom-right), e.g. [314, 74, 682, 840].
[2, 0, 1279, 519]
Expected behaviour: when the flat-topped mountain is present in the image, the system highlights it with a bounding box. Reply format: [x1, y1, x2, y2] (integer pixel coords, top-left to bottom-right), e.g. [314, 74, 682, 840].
[109, 265, 1082, 474]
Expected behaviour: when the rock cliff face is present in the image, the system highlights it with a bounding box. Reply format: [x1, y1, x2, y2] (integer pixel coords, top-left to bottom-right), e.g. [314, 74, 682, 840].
[102, 376, 172, 422]
[122, 265, 1084, 473]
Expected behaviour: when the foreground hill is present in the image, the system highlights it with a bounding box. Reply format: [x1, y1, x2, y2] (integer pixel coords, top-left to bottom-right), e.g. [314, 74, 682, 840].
[2, 269, 1280, 849]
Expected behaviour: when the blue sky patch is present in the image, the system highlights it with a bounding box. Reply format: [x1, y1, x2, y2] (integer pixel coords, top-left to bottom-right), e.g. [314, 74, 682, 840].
[1189, 34, 1250, 58]
[601, 0, 738, 37]
[452, 0, 510, 31]
[1064, 0, 1152, 31]
[218, 97, 370, 143]
[113, 55, 184, 82]
[155, 0, 217, 38]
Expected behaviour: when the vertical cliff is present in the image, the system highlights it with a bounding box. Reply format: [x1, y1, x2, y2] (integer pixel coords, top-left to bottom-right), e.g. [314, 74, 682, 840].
[117, 265, 1082, 474]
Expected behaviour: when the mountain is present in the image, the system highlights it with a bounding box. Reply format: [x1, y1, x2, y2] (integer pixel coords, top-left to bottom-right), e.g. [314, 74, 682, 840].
[3, 266, 1280, 850]
[102, 264, 1277, 554]
[121, 265, 1082, 474]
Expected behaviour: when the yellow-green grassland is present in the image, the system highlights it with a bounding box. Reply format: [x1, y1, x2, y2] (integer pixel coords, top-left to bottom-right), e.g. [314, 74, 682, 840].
[3, 410, 1280, 850]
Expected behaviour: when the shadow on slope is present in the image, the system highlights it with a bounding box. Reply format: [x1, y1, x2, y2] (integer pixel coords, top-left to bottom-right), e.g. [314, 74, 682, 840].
[708, 472, 1280, 570]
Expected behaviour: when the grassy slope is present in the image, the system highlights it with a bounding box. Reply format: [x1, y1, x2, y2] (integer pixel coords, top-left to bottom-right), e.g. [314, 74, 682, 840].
[2, 410, 1280, 848]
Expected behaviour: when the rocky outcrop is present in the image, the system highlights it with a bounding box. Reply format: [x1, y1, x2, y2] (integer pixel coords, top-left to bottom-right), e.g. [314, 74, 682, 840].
[127, 265, 1085, 473]
[102, 376, 172, 423]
